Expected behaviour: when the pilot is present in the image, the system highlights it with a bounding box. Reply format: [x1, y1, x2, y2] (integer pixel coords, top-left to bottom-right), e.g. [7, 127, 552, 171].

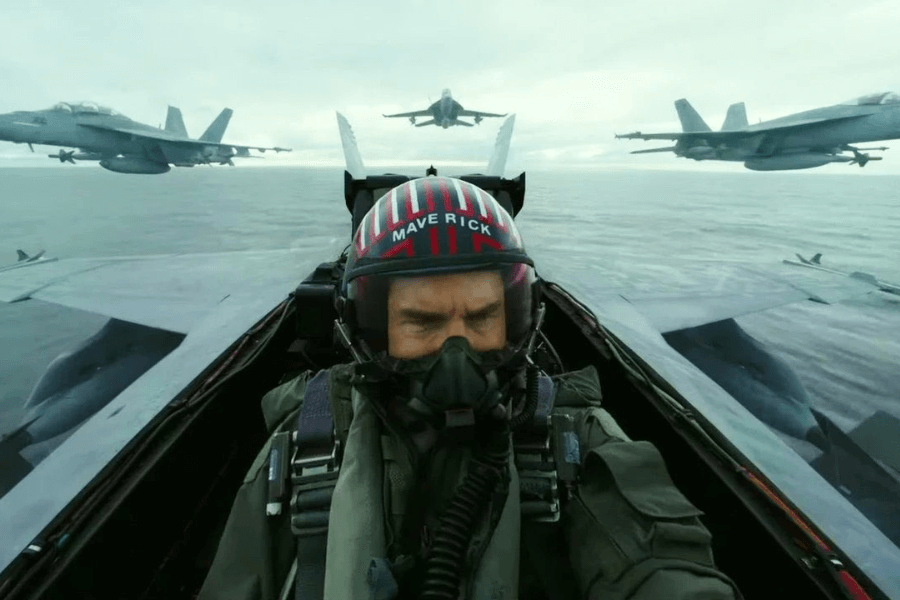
[198, 177, 741, 600]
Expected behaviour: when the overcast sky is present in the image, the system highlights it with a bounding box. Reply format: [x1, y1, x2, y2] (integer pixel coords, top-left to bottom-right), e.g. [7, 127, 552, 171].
[2, 0, 900, 173]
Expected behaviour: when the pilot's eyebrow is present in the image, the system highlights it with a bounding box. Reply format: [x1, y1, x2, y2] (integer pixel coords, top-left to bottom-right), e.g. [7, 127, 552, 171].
[465, 301, 502, 320]
[397, 308, 449, 323]
[397, 301, 501, 323]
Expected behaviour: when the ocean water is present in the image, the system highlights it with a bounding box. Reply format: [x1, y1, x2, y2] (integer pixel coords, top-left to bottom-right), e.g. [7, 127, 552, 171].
[0, 164, 898, 466]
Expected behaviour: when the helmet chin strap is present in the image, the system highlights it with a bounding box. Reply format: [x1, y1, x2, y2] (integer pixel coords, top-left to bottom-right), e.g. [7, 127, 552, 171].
[334, 318, 368, 364]
[524, 302, 546, 363]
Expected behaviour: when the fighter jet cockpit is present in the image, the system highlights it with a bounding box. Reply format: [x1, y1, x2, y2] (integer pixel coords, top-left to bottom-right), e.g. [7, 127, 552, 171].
[48, 102, 123, 116]
[841, 91, 900, 105]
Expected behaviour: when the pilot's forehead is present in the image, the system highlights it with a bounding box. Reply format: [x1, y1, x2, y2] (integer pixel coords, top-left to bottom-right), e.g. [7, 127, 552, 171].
[388, 272, 504, 306]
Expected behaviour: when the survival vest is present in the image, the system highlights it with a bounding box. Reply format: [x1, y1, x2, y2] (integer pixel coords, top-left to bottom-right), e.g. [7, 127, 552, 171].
[263, 364, 739, 600]
[272, 365, 573, 600]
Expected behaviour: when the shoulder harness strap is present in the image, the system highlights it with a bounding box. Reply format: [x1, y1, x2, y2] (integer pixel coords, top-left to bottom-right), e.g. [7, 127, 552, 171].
[513, 372, 582, 522]
[289, 369, 342, 600]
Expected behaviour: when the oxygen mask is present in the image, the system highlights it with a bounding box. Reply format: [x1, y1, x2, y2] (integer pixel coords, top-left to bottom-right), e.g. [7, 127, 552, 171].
[373, 336, 525, 430]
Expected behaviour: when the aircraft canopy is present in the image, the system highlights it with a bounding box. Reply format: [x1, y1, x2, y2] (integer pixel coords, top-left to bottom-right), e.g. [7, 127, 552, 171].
[841, 92, 900, 106]
[50, 102, 124, 116]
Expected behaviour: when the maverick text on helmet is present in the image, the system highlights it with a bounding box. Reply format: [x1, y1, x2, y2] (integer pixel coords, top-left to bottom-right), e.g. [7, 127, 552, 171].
[341, 176, 537, 356]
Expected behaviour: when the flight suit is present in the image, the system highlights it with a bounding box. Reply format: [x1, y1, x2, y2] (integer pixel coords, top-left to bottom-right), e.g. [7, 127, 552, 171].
[198, 365, 741, 600]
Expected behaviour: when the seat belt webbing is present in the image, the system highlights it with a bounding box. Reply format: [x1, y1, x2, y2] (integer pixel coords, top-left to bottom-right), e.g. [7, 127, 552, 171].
[292, 369, 338, 600]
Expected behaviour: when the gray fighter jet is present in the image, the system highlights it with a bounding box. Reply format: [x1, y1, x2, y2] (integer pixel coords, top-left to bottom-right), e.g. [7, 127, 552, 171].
[616, 92, 900, 170]
[383, 88, 507, 128]
[0, 101, 292, 174]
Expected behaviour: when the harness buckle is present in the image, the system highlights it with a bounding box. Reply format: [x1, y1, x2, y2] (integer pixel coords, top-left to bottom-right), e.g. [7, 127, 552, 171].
[289, 432, 341, 536]
[515, 413, 562, 523]
[514, 409, 581, 523]
[291, 434, 342, 478]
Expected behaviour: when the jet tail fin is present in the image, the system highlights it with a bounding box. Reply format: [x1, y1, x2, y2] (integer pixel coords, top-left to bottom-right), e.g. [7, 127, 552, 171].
[199, 108, 233, 143]
[845, 410, 900, 475]
[0, 426, 33, 497]
[795, 252, 823, 265]
[15, 250, 45, 263]
[336, 112, 366, 179]
[721, 102, 748, 130]
[486, 115, 515, 177]
[165, 106, 188, 137]
[810, 408, 900, 546]
[674, 99, 711, 132]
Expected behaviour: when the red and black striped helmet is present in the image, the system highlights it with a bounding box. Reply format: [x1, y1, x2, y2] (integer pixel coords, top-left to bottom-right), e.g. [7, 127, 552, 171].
[342, 176, 536, 351]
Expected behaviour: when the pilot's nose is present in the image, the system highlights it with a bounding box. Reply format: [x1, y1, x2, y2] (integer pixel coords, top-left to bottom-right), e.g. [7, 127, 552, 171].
[444, 317, 466, 340]
[442, 318, 469, 344]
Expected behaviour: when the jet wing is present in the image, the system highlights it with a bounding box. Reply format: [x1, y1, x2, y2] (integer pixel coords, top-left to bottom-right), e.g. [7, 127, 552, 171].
[382, 110, 433, 119]
[625, 261, 883, 333]
[0, 245, 339, 334]
[77, 122, 291, 153]
[616, 114, 867, 142]
[457, 109, 507, 118]
[533, 255, 885, 334]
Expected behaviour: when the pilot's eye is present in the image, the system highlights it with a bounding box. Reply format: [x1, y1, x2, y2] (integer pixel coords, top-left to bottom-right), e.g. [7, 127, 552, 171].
[467, 313, 491, 326]
[407, 316, 444, 332]
[466, 307, 500, 329]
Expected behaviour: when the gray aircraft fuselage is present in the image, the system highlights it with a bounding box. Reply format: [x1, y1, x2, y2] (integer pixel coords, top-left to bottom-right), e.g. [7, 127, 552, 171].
[383, 90, 506, 129]
[664, 318, 825, 447]
[0, 108, 150, 155]
[623, 92, 900, 170]
[713, 102, 900, 162]
[0, 101, 286, 173]
[0, 105, 218, 171]
[428, 89, 464, 128]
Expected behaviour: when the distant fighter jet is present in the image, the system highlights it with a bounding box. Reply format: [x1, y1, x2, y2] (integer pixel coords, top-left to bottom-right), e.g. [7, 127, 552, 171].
[0, 101, 292, 174]
[615, 92, 900, 170]
[383, 89, 507, 129]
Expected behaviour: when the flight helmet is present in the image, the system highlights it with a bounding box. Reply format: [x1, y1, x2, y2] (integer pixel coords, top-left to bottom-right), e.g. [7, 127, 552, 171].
[340, 176, 537, 357]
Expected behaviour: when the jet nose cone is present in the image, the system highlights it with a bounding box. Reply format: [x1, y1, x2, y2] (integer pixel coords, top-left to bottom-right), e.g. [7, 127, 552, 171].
[0, 114, 17, 139]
